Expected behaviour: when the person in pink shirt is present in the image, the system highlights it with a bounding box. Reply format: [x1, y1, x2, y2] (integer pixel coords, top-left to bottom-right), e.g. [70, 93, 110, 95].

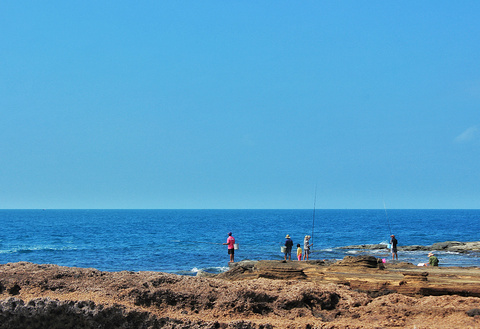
[223, 232, 235, 263]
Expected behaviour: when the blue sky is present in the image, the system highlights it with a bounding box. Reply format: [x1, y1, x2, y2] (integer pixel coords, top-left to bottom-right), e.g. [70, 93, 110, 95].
[1, 2, 479, 209]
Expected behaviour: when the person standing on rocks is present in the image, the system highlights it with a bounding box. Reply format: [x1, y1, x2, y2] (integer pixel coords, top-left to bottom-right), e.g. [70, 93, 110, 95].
[223, 232, 235, 263]
[284, 234, 293, 261]
[303, 235, 313, 261]
[390, 234, 398, 260]
[296, 244, 302, 261]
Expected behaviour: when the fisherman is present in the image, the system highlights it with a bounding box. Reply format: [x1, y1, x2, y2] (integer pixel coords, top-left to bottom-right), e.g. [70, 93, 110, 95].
[390, 234, 398, 260]
[284, 234, 293, 261]
[303, 235, 313, 261]
[223, 232, 235, 263]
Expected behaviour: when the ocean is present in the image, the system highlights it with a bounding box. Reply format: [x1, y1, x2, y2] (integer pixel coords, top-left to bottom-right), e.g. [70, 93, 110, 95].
[0, 209, 479, 275]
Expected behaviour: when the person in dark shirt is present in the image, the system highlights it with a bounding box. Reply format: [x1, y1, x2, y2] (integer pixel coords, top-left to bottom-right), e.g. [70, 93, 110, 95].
[284, 234, 293, 261]
[390, 234, 398, 260]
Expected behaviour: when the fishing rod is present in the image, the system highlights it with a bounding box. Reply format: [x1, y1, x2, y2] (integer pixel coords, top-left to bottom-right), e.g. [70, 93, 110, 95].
[383, 199, 392, 236]
[311, 184, 317, 243]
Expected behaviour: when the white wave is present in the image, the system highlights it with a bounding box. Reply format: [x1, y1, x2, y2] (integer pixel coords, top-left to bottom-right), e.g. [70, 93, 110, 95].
[217, 266, 229, 272]
[369, 249, 388, 254]
[190, 266, 229, 274]
[202, 266, 229, 273]
[0, 245, 78, 254]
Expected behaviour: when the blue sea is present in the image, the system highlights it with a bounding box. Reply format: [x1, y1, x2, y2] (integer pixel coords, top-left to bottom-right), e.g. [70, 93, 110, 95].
[0, 209, 479, 275]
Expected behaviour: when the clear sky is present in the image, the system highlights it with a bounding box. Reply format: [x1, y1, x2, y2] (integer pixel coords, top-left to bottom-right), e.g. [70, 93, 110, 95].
[1, 1, 479, 209]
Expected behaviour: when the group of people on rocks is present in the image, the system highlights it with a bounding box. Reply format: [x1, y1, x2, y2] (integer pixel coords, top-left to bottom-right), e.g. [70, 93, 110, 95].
[223, 232, 439, 266]
[283, 234, 313, 261]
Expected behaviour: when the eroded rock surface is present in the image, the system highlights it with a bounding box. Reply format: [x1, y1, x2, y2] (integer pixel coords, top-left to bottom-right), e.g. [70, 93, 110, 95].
[1, 260, 480, 328]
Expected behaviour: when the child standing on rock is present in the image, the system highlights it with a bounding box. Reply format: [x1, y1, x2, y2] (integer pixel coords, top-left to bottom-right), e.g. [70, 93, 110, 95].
[296, 244, 302, 261]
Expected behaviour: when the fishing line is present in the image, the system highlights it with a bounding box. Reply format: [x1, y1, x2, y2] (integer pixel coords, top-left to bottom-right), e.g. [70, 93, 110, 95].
[173, 240, 223, 245]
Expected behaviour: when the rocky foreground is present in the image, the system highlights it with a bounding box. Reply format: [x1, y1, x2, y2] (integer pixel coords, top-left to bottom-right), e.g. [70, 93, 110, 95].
[1, 256, 480, 329]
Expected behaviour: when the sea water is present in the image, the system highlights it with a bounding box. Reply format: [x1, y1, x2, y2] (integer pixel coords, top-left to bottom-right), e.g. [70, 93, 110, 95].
[0, 209, 479, 275]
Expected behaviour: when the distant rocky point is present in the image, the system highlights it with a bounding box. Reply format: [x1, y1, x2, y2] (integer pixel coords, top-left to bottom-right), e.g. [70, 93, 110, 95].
[339, 240, 480, 253]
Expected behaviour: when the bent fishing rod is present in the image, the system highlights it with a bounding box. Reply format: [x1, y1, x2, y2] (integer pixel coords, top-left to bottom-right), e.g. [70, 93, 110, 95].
[311, 183, 317, 243]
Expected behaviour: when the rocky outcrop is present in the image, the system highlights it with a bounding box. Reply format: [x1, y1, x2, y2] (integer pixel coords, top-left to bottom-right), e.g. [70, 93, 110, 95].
[340, 240, 480, 253]
[328, 255, 380, 268]
[1, 260, 480, 328]
[430, 241, 480, 252]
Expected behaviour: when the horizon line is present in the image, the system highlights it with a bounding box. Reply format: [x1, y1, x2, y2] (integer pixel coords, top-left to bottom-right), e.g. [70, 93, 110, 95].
[1, 208, 479, 211]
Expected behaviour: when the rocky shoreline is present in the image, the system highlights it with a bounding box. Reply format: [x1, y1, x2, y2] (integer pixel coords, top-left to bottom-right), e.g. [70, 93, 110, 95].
[1, 254, 480, 328]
